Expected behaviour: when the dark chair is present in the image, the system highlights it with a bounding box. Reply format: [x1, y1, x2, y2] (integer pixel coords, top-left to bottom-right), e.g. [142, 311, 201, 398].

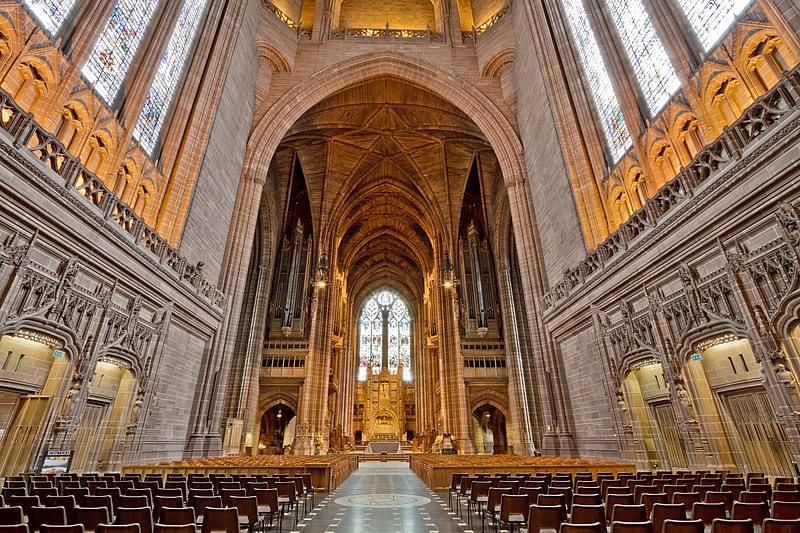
[672, 493, 700, 509]
[42, 497, 75, 524]
[762, 518, 800, 533]
[611, 522, 653, 533]
[158, 508, 194, 526]
[275, 482, 298, 528]
[694, 502, 727, 527]
[191, 496, 221, 527]
[162, 484, 186, 503]
[651, 504, 687, 533]
[28, 506, 66, 533]
[219, 490, 245, 508]
[228, 496, 258, 533]
[468, 481, 492, 528]
[662, 519, 704, 533]
[538, 494, 567, 511]
[115, 508, 152, 533]
[124, 490, 151, 508]
[0, 526, 29, 533]
[519, 487, 543, 507]
[10, 496, 40, 520]
[559, 523, 604, 533]
[252, 489, 280, 532]
[85, 483, 107, 496]
[96, 525, 139, 533]
[613, 505, 648, 524]
[571, 504, 605, 525]
[31, 489, 58, 501]
[153, 497, 182, 522]
[527, 504, 567, 533]
[706, 492, 734, 515]
[0, 508, 24, 527]
[40, 525, 84, 533]
[741, 492, 770, 505]
[73, 507, 110, 533]
[300, 474, 315, 509]
[153, 526, 193, 533]
[710, 519, 754, 533]
[772, 501, 800, 520]
[642, 494, 669, 516]
[772, 492, 800, 504]
[731, 502, 769, 528]
[607, 495, 636, 523]
[573, 494, 602, 506]
[62, 489, 88, 507]
[199, 508, 237, 533]
[82, 497, 113, 520]
[484, 487, 512, 532]
[498, 494, 528, 533]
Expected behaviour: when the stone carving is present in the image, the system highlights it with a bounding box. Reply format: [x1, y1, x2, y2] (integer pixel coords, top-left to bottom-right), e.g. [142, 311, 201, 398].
[673, 382, 697, 424]
[774, 362, 800, 413]
[775, 203, 800, 247]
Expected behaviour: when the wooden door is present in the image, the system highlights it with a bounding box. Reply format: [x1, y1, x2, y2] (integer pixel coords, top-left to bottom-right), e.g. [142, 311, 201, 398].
[0, 396, 51, 476]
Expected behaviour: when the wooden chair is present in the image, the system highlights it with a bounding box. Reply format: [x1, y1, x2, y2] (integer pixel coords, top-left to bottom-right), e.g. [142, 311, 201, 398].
[28, 506, 66, 533]
[275, 482, 298, 529]
[158, 508, 194, 526]
[662, 519, 703, 533]
[153, 525, 193, 533]
[498, 494, 529, 533]
[118, 496, 147, 509]
[252, 489, 280, 532]
[73, 507, 110, 533]
[228, 496, 258, 533]
[200, 508, 238, 533]
[559, 523, 604, 533]
[40, 525, 84, 533]
[527, 504, 567, 533]
[191, 496, 221, 527]
[706, 492, 734, 515]
[642, 494, 669, 516]
[772, 501, 800, 520]
[762, 518, 800, 533]
[485, 487, 513, 532]
[740, 492, 770, 505]
[610, 522, 653, 533]
[468, 481, 492, 528]
[570, 504, 604, 525]
[573, 494, 602, 506]
[731, 502, 769, 528]
[115, 508, 152, 533]
[710, 518, 754, 533]
[0, 526, 29, 533]
[62, 489, 88, 507]
[42, 497, 75, 524]
[0, 509, 24, 526]
[693, 502, 726, 527]
[96, 525, 139, 533]
[772, 492, 800, 504]
[612, 505, 648, 524]
[651, 503, 687, 533]
[607, 495, 636, 523]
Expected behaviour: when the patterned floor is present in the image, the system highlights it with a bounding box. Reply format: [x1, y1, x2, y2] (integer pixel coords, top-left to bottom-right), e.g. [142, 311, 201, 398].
[288, 461, 487, 533]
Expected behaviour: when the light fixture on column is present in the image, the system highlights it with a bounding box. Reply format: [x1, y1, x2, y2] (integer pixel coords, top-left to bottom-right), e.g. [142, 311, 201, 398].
[441, 251, 459, 289]
[315, 252, 329, 289]
[276, 407, 283, 419]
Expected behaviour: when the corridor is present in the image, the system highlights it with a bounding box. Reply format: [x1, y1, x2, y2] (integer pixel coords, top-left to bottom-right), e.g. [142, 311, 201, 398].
[296, 461, 473, 533]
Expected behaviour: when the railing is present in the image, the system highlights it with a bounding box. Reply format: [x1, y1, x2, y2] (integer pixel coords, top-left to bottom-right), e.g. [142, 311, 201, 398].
[0, 88, 225, 310]
[542, 65, 800, 311]
[263, 1, 299, 31]
[329, 24, 444, 42]
[462, 4, 511, 42]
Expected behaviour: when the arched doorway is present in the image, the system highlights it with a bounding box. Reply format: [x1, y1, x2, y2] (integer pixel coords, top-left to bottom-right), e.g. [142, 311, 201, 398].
[473, 404, 507, 454]
[258, 404, 295, 454]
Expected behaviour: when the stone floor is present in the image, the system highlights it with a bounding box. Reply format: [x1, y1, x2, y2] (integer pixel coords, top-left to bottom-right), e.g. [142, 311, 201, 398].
[288, 461, 490, 533]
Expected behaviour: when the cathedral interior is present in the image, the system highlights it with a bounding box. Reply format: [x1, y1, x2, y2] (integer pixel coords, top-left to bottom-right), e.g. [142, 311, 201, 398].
[1, 0, 800, 528]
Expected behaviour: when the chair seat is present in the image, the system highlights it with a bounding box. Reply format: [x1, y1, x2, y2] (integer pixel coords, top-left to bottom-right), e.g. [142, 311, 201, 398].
[256, 505, 273, 514]
[508, 513, 526, 522]
[476, 496, 489, 503]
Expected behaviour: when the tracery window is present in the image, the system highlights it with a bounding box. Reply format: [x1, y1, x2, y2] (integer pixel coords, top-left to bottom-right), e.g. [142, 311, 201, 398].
[81, 0, 161, 104]
[23, 0, 78, 35]
[604, 0, 680, 115]
[133, 0, 210, 155]
[561, 0, 632, 162]
[676, 0, 752, 52]
[358, 290, 411, 381]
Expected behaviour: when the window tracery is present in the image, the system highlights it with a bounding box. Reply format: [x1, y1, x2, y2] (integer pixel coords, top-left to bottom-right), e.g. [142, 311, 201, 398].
[133, 0, 210, 155]
[604, 0, 680, 115]
[358, 290, 411, 381]
[23, 0, 78, 35]
[675, 0, 752, 52]
[561, 0, 632, 162]
[81, 0, 161, 105]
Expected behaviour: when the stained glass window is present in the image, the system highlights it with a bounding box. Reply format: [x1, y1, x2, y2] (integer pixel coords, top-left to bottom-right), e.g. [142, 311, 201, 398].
[605, 0, 680, 115]
[561, 0, 632, 162]
[133, 0, 209, 155]
[676, 0, 752, 52]
[358, 290, 412, 381]
[81, 0, 161, 105]
[23, 0, 78, 35]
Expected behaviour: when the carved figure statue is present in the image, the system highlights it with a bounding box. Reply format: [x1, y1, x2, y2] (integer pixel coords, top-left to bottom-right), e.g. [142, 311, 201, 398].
[674, 382, 697, 423]
[129, 397, 144, 428]
[62, 378, 81, 419]
[774, 363, 800, 411]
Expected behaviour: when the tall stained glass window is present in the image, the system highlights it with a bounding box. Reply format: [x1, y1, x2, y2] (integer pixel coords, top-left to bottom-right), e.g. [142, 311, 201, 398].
[23, 0, 78, 35]
[676, 0, 752, 51]
[133, 0, 209, 155]
[81, 0, 161, 104]
[561, 0, 632, 162]
[605, 0, 680, 115]
[358, 290, 412, 381]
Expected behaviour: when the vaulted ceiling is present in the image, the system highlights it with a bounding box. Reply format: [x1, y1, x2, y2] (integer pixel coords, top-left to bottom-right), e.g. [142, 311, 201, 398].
[270, 77, 496, 303]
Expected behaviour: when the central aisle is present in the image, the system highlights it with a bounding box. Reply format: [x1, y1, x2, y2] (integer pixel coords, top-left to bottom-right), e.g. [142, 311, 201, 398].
[297, 461, 469, 532]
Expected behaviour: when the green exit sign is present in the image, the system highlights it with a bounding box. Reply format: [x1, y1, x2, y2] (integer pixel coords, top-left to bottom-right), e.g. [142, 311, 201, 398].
[52, 349, 65, 359]
[691, 353, 703, 361]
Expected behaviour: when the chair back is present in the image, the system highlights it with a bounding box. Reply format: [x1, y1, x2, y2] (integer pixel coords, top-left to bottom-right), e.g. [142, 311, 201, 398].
[43, 496, 75, 524]
[158, 507, 195, 526]
[274, 482, 295, 504]
[253, 489, 278, 514]
[570, 504, 604, 525]
[199, 508, 238, 533]
[772, 491, 800, 503]
[192, 496, 222, 524]
[692, 502, 726, 526]
[470, 481, 491, 503]
[662, 519, 703, 533]
[772, 501, 800, 520]
[528, 504, 567, 532]
[573, 494, 602, 506]
[671, 493, 700, 508]
[499, 494, 529, 523]
[96, 525, 140, 533]
[0, 508, 24, 526]
[610, 522, 653, 533]
[0, 527, 28, 533]
[73, 507, 110, 533]
[118, 496, 148, 509]
[62, 488, 88, 506]
[229, 496, 258, 525]
[153, 525, 194, 533]
[651, 504, 687, 533]
[560, 522, 604, 533]
[606, 495, 636, 523]
[613, 505, 648, 523]
[28, 506, 66, 533]
[762, 518, 800, 533]
[709, 518, 754, 533]
[40, 525, 83, 533]
[82, 496, 113, 518]
[115, 508, 152, 533]
[642, 494, 669, 515]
